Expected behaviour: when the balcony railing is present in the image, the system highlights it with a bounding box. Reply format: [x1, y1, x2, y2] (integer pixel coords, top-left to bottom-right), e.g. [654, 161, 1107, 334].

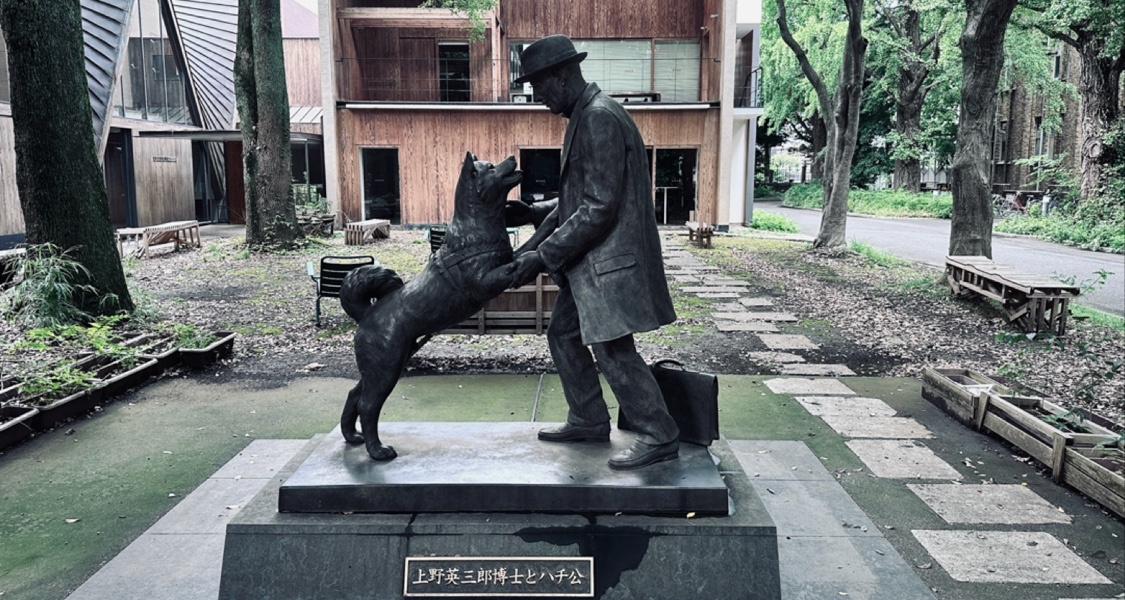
[336, 57, 708, 104]
[736, 67, 761, 109]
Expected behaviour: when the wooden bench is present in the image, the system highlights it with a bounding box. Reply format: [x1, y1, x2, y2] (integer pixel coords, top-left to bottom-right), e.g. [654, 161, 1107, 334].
[685, 221, 713, 248]
[117, 220, 201, 258]
[443, 274, 557, 335]
[945, 255, 1080, 336]
[344, 218, 391, 245]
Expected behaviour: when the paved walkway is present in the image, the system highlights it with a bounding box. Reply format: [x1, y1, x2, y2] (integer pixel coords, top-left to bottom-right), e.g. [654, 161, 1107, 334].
[1, 234, 1121, 600]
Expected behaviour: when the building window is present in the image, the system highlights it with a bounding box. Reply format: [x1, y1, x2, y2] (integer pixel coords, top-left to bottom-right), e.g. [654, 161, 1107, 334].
[438, 42, 471, 102]
[509, 39, 701, 103]
[997, 121, 1008, 163]
[519, 148, 561, 203]
[361, 148, 401, 224]
[113, 0, 191, 124]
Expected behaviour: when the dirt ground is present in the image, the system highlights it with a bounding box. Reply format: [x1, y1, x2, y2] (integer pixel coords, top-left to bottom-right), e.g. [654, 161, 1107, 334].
[2, 226, 1122, 426]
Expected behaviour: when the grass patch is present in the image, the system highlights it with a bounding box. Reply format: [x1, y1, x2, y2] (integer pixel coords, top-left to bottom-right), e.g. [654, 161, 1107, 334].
[850, 240, 905, 268]
[783, 183, 953, 218]
[1071, 305, 1125, 331]
[749, 211, 799, 233]
[995, 214, 1125, 253]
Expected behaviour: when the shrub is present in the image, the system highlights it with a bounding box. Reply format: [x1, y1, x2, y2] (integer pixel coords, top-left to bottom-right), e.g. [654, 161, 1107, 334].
[781, 183, 953, 218]
[994, 214, 1124, 253]
[750, 211, 800, 233]
[0, 244, 100, 328]
[782, 183, 823, 208]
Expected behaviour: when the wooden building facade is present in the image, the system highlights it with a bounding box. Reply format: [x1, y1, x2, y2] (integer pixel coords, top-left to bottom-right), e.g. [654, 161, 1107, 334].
[322, 0, 753, 229]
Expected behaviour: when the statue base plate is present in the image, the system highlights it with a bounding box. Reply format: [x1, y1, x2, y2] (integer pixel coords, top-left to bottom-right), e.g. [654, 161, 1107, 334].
[279, 422, 729, 516]
[219, 429, 781, 600]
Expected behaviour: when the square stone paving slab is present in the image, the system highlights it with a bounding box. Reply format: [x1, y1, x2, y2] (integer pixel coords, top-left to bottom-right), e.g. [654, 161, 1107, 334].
[912, 530, 1112, 584]
[845, 440, 962, 480]
[796, 396, 896, 417]
[765, 378, 855, 395]
[820, 416, 934, 439]
[713, 312, 798, 322]
[780, 364, 856, 376]
[747, 351, 806, 364]
[739, 297, 775, 307]
[728, 440, 835, 482]
[907, 484, 1072, 524]
[695, 292, 741, 299]
[758, 334, 819, 350]
[717, 322, 780, 333]
[682, 286, 749, 294]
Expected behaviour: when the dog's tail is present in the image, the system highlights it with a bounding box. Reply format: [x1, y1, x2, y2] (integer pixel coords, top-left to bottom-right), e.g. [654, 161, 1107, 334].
[340, 264, 405, 322]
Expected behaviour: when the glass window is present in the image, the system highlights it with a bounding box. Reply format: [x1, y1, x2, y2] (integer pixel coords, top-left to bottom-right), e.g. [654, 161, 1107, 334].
[509, 39, 699, 103]
[114, 0, 191, 123]
[438, 42, 470, 102]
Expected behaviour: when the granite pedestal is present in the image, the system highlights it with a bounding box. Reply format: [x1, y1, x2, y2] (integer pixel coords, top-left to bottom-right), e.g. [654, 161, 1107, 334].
[219, 423, 781, 599]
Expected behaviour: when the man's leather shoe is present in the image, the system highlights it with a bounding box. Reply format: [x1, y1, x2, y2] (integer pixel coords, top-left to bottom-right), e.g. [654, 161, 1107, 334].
[538, 422, 611, 443]
[608, 439, 680, 470]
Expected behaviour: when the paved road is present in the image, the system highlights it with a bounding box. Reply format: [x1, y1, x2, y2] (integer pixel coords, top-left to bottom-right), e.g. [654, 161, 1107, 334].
[755, 201, 1125, 317]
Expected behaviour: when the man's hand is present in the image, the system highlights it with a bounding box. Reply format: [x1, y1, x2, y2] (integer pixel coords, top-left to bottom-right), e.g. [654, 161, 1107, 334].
[506, 251, 545, 289]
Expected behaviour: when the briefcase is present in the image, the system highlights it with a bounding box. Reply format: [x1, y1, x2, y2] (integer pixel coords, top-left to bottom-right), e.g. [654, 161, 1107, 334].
[617, 359, 720, 446]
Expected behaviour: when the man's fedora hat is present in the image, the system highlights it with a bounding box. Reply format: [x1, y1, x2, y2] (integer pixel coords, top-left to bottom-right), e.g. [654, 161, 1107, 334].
[514, 34, 587, 84]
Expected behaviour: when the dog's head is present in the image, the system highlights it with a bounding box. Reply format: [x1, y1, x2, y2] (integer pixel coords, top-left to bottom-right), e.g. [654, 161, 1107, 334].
[454, 152, 523, 219]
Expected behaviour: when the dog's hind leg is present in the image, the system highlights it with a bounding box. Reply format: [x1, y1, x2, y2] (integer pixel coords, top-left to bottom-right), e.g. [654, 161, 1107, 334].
[340, 382, 364, 445]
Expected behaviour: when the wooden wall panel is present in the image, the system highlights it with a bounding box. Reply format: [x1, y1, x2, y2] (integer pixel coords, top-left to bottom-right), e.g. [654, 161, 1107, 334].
[0, 116, 23, 236]
[501, 0, 704, 40]
[336, 107, 719, 225]
[132, 135, 194, 226]
[284, 39, 322, 106]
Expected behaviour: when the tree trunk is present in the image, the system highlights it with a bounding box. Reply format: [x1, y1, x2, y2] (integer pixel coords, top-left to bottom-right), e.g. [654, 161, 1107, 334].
[810, 113, 827, 181]
[0, 0, 133, 315]
[236, 0, 302, 250]
[814, 0, 867, 249]
[1073, 32, 1122, 204]
[893, 8, 929, 193]
[949, 0, 1018, 258]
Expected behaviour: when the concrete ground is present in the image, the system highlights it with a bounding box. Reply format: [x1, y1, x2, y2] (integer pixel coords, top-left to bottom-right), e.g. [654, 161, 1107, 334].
[0, 373, 1121, 600]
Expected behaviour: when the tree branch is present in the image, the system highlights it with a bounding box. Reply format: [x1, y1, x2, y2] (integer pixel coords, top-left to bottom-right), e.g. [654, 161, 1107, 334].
[775, 0, 832, 121]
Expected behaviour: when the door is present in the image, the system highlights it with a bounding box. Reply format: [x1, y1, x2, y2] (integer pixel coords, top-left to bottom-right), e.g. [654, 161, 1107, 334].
[104, 129, 136, 228]
[519, 148, 561, 203]
[361, 148, 401, 223]
[654, 148, 697, 225]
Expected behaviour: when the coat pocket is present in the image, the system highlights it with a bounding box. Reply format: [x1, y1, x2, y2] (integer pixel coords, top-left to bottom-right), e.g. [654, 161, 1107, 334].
[593, 253, 636, 275]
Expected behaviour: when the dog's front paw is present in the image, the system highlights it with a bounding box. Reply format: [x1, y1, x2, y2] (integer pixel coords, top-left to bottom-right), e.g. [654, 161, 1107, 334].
[366, 443, 397, 461]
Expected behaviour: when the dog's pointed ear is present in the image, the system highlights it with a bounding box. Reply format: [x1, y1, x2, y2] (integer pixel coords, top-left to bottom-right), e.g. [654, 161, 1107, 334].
[462, 151, 477, 178]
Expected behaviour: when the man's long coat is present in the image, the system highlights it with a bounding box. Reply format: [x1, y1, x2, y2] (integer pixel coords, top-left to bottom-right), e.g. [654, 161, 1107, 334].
[536, 83, 676, 345]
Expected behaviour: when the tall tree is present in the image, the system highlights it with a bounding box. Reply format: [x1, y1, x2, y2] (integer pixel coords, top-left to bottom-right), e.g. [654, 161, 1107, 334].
[0, 0, 133, 315]
[949, 0, 1019, 257]
[874, 1, 955, 192]
[1021, 0, 1125, 205]
[236, 0, 303, 250]
[776, 0, 869, 249]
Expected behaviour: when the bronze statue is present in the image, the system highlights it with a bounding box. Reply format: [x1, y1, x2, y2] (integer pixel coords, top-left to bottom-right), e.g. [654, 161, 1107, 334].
[507, 35, 681, 470]
[339, 153, 522, 460]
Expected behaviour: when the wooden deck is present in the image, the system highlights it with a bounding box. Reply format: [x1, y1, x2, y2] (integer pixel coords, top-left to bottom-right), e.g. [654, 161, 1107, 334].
[945, 255, 1080, 336]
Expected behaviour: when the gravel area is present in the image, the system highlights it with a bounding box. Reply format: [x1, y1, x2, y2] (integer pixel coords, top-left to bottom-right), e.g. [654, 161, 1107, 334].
[1, 225, 1121, 427]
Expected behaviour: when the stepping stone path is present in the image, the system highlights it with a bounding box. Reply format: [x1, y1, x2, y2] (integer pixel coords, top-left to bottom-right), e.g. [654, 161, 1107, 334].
[665, 236, 1116, 594]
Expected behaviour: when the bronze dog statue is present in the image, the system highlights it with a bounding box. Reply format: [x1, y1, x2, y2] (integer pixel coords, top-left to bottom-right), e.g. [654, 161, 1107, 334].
[338, 153, 522, 460]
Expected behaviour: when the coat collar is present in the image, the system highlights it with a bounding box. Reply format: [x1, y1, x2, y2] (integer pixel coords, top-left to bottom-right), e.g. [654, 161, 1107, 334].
[561, 83, 601, 173]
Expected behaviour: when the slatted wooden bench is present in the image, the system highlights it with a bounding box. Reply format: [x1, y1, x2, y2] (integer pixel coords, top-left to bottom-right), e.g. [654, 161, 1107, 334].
[945, 255, 1081, 336]
[685, 211, 713, 248]
[117, 220, 201, 258]
[344, 218, 391, 245]
[443, 274, 557, 335]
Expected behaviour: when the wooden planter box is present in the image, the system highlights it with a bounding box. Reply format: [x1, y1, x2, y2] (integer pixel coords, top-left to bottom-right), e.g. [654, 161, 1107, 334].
[139, 335, 180, 370]
[0, 405, 38, 451]
[22, 387, 106, 431]
[922, 367, 1124, 518]
[180, 332, 236, 369]
[92, 358, 161, 398]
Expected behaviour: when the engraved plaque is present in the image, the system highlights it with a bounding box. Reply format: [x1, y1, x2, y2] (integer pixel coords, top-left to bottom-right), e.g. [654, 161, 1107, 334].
[404, 557, 594, 597]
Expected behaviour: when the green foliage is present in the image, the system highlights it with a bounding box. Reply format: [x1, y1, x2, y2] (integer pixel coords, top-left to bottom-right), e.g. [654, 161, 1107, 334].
[782, 183, 953, 218]
[19, 360, 95, 403]
[994, 214, 1125, 252]
[849, 240, 904, 267]
[750, 211, 800, 233]
[419, 0, 496, 40]
[168, 323, 218, 350]
[0, 244, 106, 328]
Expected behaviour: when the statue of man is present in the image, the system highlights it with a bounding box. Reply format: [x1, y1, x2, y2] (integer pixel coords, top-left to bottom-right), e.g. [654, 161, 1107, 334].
[506, 34, 680, 470]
